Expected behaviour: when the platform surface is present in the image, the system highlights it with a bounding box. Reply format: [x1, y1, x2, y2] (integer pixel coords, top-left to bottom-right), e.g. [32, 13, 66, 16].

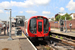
[0, 27, 35, 50]
[51, 28, 75, 37]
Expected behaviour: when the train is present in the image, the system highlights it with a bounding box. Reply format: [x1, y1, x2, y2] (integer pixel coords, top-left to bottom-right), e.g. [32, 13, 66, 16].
[27, 16, 50, 40]
[16, 16, 50, 40]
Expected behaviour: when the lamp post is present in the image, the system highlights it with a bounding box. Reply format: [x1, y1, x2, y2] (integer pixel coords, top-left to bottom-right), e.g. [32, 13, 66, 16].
[4, 9, 12, 40]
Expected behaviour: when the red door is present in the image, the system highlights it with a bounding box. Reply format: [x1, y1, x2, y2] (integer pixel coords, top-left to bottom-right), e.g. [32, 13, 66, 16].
[37, 20, 44, 37]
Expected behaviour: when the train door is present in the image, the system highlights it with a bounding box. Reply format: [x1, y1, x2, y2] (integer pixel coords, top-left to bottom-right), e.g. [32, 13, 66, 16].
[37, 20, 44, 37]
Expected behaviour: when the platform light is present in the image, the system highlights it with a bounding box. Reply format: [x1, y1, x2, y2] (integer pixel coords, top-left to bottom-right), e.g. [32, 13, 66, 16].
[4, 9, 12, 40]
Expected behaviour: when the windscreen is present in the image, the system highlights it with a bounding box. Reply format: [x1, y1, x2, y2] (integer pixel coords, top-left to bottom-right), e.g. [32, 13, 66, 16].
[44, 18, 49, 33]
[29, 18, 36, 33]
[38, 22, 42, 32]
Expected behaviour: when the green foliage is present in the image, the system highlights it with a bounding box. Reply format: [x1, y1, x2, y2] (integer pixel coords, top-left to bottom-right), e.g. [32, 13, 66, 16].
[55, 13, 72, 21]
[60, 37, 63, 39]
[65, 13, 72, 20]
[61, 15, 65, 20]
[55, 36, 58, 38]
[46, 47, 51, 50]
[55, 15, 61, 21]
[51, 18, 54, 21]
[50, 35, 52, 37]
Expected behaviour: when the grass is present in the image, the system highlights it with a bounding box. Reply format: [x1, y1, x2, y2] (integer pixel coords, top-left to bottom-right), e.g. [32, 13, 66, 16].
[50, 35, 52, 37]
[55, 36, 58, 38]
[45, 46, 52, 50]
[60, 37, 63, 39]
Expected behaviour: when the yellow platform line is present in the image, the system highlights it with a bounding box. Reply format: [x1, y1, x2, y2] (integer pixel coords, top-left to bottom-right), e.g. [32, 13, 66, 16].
[22, 32, 24, 37]
[16, 32, 24, 37]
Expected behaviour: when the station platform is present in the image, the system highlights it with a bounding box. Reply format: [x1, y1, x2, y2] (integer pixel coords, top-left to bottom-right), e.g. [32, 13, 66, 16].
[51, 28, 75, 37]
[0, 27, 36, 50]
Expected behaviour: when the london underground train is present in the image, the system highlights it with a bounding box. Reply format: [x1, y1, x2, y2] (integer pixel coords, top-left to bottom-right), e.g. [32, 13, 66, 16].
[27, 16, 50, 40]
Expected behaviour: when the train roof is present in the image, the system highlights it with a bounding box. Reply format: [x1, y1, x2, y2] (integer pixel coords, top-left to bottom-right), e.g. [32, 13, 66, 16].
[27, 16, 48, 22]
[30, 16, 48, 19]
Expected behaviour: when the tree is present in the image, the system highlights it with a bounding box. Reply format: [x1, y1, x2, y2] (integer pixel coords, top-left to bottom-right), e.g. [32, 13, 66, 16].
[64, 13, 72, 20]
[51, 18, 54, 21]
[61, 15, 65, 20]
[55, 13, 72, 21]
[55, 14, 61, 21]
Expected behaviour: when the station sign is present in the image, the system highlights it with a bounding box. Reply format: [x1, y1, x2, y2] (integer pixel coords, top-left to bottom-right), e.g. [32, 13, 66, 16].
[54, 22, 58, 23]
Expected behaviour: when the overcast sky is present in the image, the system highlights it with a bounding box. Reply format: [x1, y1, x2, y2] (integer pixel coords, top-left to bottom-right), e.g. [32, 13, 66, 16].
[0, 0, 75, 21]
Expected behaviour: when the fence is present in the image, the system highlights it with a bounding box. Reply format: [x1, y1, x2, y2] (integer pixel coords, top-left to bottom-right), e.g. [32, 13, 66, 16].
[50, 19, 75, 29]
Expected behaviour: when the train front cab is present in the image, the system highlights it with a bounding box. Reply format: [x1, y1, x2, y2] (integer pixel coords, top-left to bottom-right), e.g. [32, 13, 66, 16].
[28, 16, 50, 40]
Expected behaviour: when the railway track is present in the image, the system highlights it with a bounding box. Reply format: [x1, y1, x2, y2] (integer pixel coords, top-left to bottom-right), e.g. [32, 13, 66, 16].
[22, 31, 75, 50]
[28, 35, 75, 50]
[49, 32, 75, 50]
[30, 39, 53, 50]
[21, 26, 75, 50]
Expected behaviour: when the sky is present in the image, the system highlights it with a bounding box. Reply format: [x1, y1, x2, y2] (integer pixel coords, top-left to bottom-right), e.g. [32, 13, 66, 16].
[0, 0, 75, 21]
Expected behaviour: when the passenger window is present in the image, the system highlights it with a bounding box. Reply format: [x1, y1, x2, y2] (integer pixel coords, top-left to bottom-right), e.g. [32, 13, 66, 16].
[29, 18, 36, 33]
[44, 19, 49, 33]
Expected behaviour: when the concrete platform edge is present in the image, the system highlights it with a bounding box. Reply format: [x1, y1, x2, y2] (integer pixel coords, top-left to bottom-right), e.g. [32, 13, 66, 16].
[22, 32, 37, 50]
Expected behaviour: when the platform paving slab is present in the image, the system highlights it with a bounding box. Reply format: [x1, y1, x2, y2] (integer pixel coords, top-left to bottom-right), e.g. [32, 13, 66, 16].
[19, 38, 35, 50]
[51, 28, 75, 37]
[0, 39, 21, 50]
[0, 27, 35, 50]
